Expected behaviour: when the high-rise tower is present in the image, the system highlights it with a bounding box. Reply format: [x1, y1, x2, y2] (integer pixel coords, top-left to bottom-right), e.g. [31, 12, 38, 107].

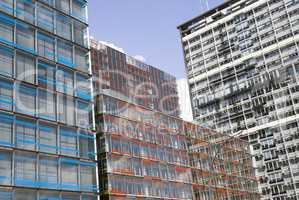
[0, 0, 98, 199]
[178, 0, 299, 199]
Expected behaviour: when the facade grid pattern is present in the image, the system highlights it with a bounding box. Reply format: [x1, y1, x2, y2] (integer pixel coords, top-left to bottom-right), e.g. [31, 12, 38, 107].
[0, 0, 98, 199]
[91, 40, 259, 200]
[178, 0, 299, 199]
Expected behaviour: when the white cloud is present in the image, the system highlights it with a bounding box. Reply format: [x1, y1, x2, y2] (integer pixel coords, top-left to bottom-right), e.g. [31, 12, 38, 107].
[176, 78, 193, 122]
[98, 40, 125, 53]
[133, 55, 146, 62]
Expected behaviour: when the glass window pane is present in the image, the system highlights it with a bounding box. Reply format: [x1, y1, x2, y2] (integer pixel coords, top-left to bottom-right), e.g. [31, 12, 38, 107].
[66, 97, 75, 125]
[76, 73, 91, 100]
[56, 0, 70, 14]
[37, 4, 54, 32]
[61, 193, 80, 200]
[79, 130, 95, 159]
[15, 84, 36, 116]
[74, 21, 88, 47]
[0, 0, 13, 14]
[57, 40, 73, 67]
[0, 14, 14, 45]
[77, 100, 90, 128]
[16, 22, 35, 53]
[57, 67, 74, 95]
[15, 151, 36, 186]
[0, 79, 13, 111]
[37, 32, 55, 60]
[0, 150, 12, 185]
[80, 162, 96, 192]
[75, 47, 88, 72]
[39, 156, 58, 189]
[81, 195, 97, 200]
[72, 0, 86, 22]
[14, 189, 36, 200]
[15, 117, 36, 150]
[16, 53, 35, 84]
[39, 191, 59, 200]
[57, 94, 66, 123]
[57, 95, 75, 126]
[60, 158, 79, 190]
[39, 123, 57, 154]
[56, 13, 72, 40]
[0, 46, 13, 77]
[60, 127, 77, 157]
[0, 188, 12, 200]
[0, 112, 13, 147]
[39, 0, 54, 6]
[38, 61, 55, 90]
[16, 0, 35, 24]
[38, 89, 56, 120]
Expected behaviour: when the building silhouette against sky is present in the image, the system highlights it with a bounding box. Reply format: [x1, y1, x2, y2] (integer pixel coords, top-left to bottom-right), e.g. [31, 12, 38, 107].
[91, 39, 259, 200]
[178, 0, 299, 199]
[0, 0, 259, 199]
[0, 0, 98, 199]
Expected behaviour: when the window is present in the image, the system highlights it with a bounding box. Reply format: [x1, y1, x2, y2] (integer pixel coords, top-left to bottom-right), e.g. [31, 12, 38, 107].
[60, 127, 78, 157]
[38, 61, 55, 90]
[39, 191, 59, 200]
[0, 46, 13, 77]
[81, 195, 97, 200]
[16, 53, 35, 84]
[15, 117, 36, 150]
[76, 73, 91, 100]
[37, 4, 54, 32]
[16, 0, 35, 24]
[0, 188, 12, 200]
[16, 22, 35, 53]
[37, 32, 55, 60]
[58, 95, 75, 125]
[0, 113, 13, 147]
[38, 89, 56, 120]
[79, 130, 95, 159]
[15, 84, 36, 116]
[39, 156, 58, 189]
[39, 0, 54, 6]
[60, 158, 79, 190]
[14, 189, 36, 200]
[39, 123, 57, 154]
[15, 151, 36, 186]
[110, 138, 121, 153]
[74, 21, 88, 47]
[132, 158, 142, 176]
[77, 100, 90, 128]
[56, 13, 72, 40]
[0, 150, 11, 185]
[75, 47, 89, 72]
[0, 79, 13, 111]
[0, 0, 13, 14]
[61, 193, 80, 200]
[56, 0, 70, 14]
[57, 67, 74, 95]
[57, 40, 73, 67]
[72, 0, 87, 22]
[0, 14, 14, 45]
[80, 162, 96, 192]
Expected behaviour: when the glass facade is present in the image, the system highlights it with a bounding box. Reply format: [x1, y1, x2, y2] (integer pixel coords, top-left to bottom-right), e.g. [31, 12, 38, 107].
[0, 0, 97, 198]
[91, 40, 259, 200]
[178, 0, 299, 199]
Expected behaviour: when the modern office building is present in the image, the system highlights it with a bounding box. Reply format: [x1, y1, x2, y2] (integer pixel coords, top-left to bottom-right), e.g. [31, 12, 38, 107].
[0, 0, 98, 199]
[90, 39, 180, 117]
[178, 0, 299, 199]
[91, 40, 259, 200]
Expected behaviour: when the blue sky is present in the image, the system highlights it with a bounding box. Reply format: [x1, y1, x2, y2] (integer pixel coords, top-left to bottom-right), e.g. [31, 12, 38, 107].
[88, 0, 223, 79]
